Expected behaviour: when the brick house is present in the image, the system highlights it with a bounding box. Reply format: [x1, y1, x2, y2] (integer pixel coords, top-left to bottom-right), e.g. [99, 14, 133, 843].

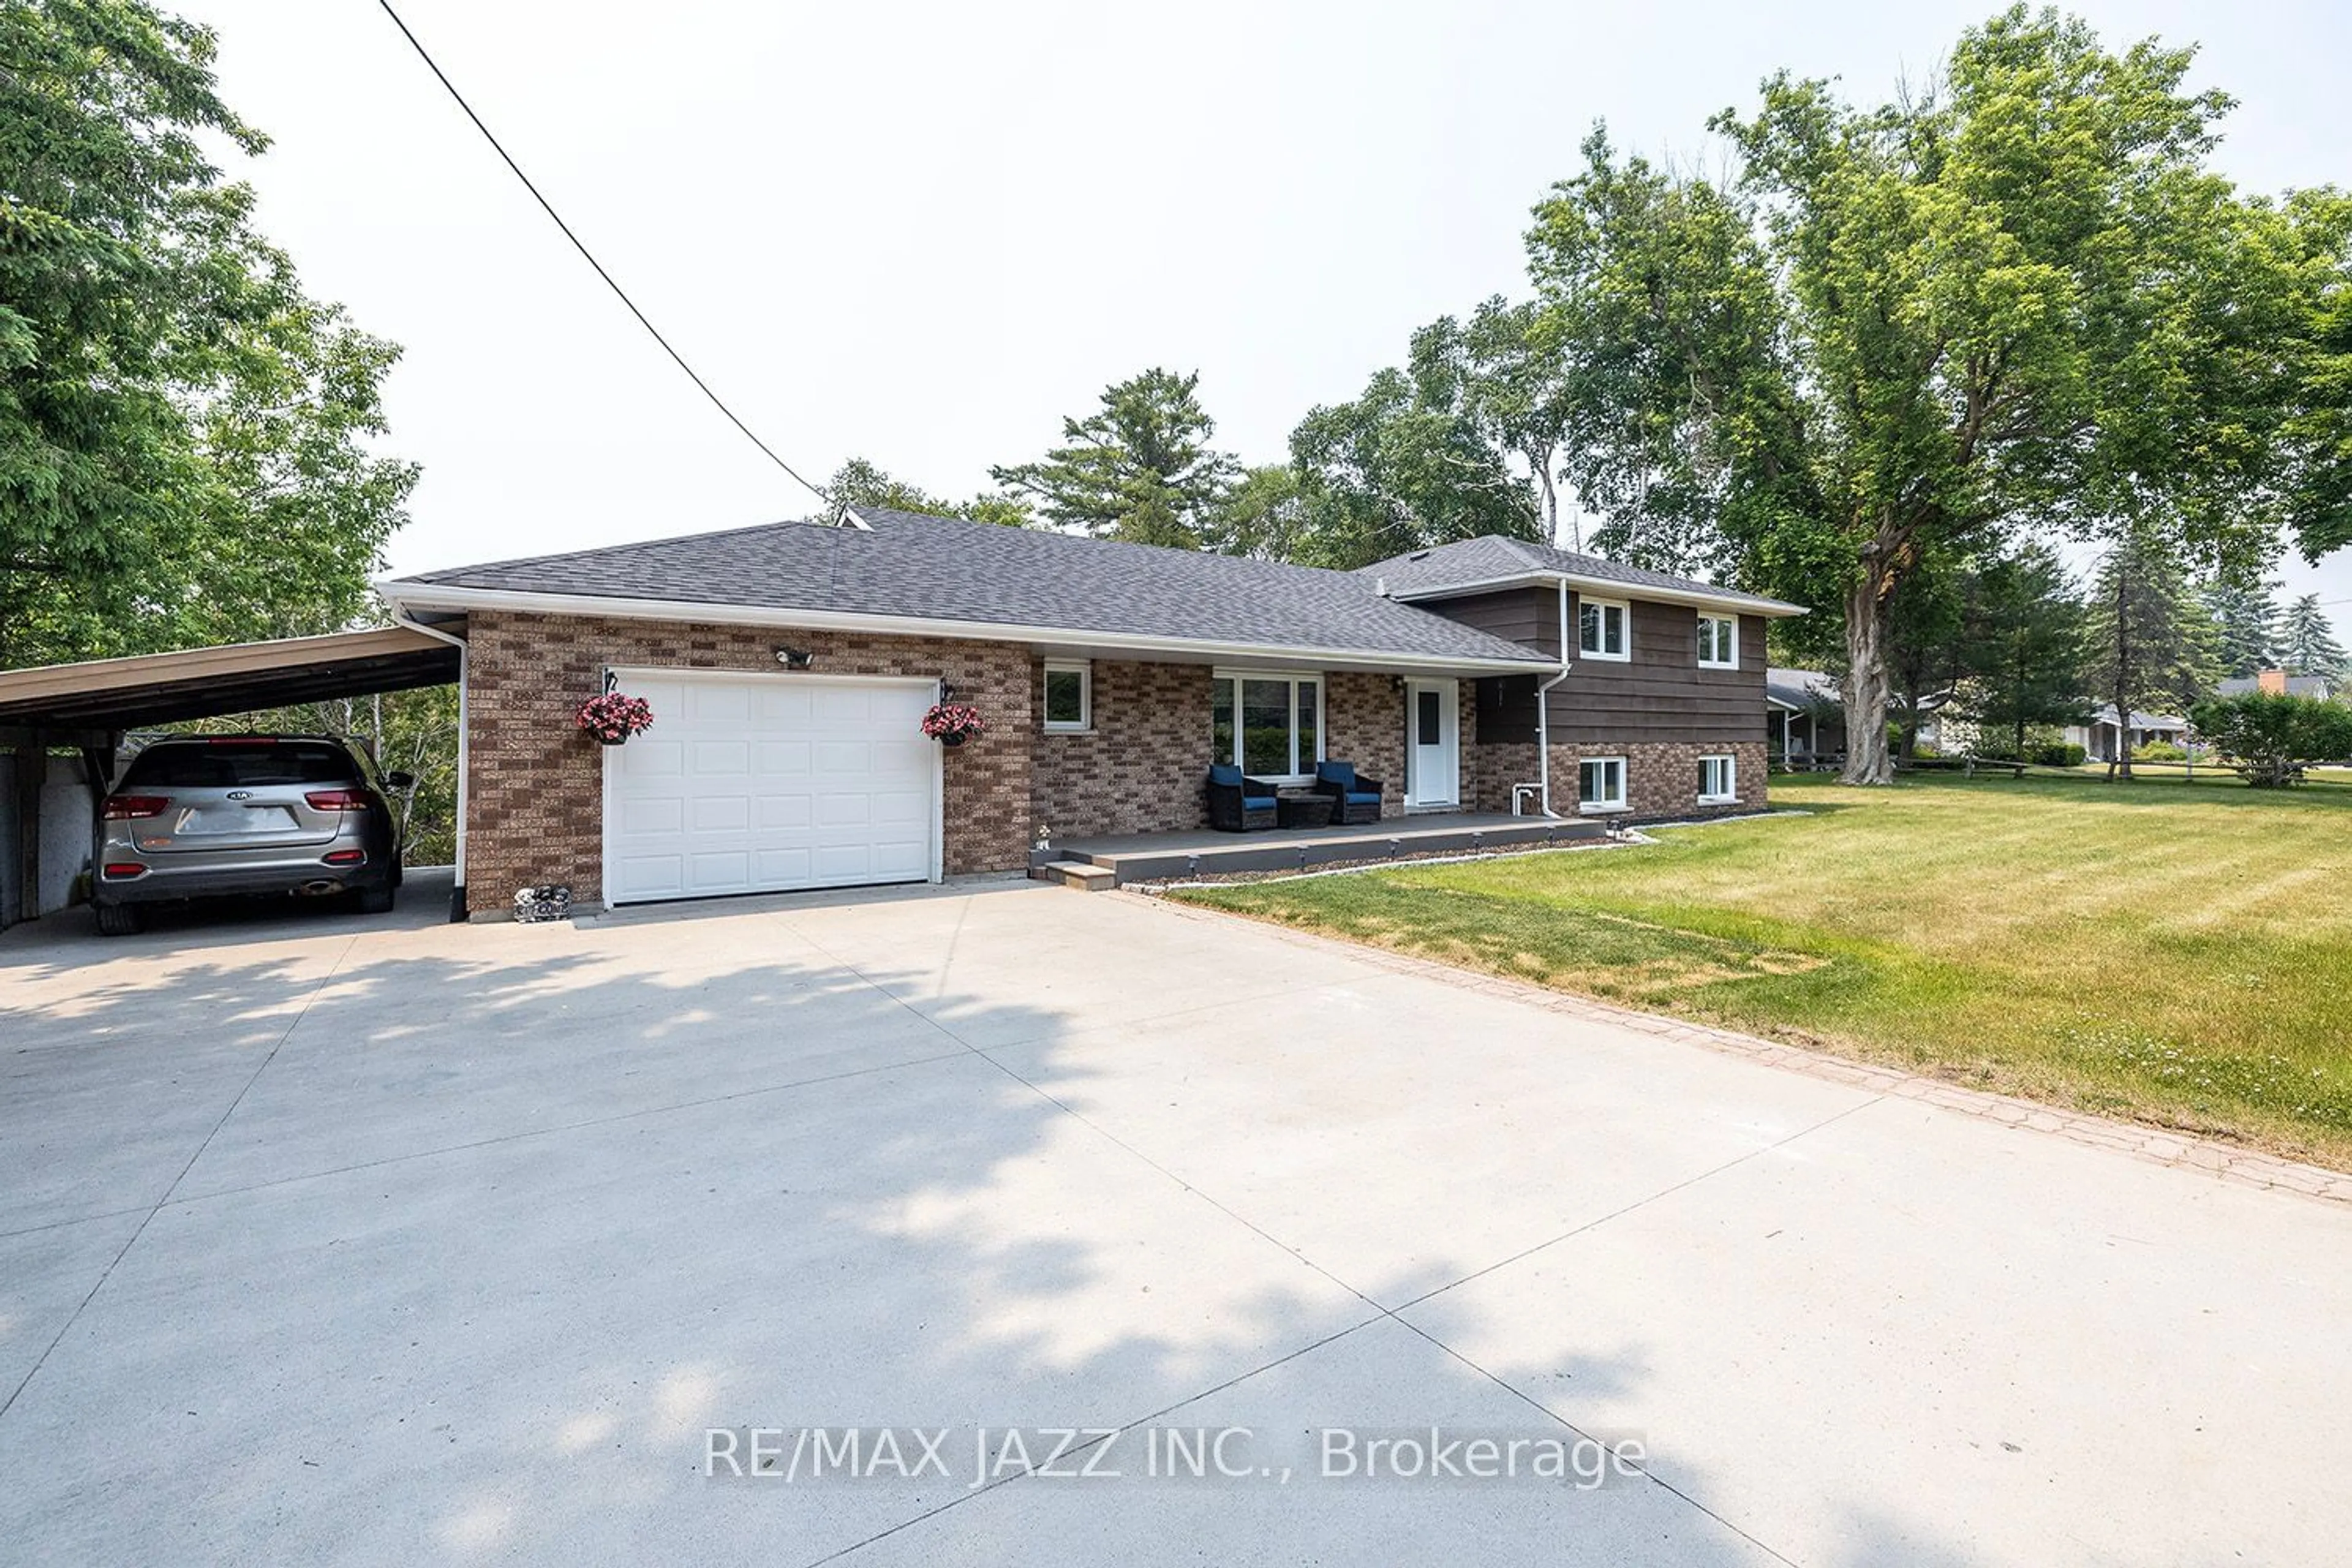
[376, 509, 1803, 917]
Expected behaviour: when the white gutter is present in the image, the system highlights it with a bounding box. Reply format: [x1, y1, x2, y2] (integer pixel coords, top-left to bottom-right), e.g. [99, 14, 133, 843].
[385, 606, 470, 923]
[1386, 570, 1807, 619]
[1536, 578, 1573, 816]
[373, 581, 1561, 678]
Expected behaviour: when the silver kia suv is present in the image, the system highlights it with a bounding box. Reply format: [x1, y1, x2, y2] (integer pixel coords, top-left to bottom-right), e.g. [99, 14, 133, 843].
[92, 735, 410, 937]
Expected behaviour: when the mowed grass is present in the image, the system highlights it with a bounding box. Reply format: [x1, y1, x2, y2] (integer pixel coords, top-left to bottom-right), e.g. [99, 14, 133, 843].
[1170, 772, 2352, 1167]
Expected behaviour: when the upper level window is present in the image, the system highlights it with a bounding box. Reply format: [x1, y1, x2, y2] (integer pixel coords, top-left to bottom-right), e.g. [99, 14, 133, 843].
[1578, 597, 1629, 661]
[1697, 614, 1738, 668]
[1042, 660, 1090, 731]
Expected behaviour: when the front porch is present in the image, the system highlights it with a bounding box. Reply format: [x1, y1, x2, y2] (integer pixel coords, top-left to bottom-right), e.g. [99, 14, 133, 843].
[1031, 810, 1610, 888]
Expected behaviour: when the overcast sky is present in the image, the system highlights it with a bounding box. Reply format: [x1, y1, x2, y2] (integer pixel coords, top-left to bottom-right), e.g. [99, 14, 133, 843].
[191, 0, 2350, 628]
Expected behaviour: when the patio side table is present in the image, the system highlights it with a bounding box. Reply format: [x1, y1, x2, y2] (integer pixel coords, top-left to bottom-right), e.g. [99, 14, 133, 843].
[1276, 792, 1335, 830]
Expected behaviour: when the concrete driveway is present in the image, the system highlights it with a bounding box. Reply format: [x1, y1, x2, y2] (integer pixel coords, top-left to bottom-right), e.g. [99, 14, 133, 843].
[3, 873, 2348, 1566]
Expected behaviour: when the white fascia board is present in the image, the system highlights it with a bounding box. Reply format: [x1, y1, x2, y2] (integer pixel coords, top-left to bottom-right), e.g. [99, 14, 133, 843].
[372, 581, 1561, 677]
[1386, 570, 1807, 619]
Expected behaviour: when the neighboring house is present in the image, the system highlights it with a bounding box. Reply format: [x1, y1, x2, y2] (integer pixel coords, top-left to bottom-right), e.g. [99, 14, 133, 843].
[2066, 705, 2188, 763]
[1766, 669, 1846, 765]
[376, 511, 1803, 916]
[2218, 670, 2335, 700]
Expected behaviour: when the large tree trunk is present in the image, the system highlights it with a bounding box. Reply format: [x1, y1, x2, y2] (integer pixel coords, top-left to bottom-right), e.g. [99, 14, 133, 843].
[1842, 568, 1898, 785]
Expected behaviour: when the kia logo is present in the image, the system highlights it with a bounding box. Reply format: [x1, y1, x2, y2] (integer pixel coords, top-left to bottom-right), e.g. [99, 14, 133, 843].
[226, 790, 252, 801]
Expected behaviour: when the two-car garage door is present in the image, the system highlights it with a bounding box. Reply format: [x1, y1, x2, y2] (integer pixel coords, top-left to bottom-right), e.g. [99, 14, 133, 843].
[602, 671, 939, 906]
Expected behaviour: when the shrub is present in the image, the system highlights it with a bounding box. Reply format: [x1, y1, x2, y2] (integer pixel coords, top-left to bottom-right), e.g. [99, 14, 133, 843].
[2034, 742, 2087, 767]
[2188, 694, 2352, 787]
[2133, 741, 2186, 763]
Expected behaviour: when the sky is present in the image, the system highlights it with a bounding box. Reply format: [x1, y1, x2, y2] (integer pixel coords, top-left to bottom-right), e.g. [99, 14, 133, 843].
[190, 0, 2352, 631]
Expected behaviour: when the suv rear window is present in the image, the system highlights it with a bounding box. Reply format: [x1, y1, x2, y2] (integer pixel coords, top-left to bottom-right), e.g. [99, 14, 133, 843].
[121, 741, 357, 788]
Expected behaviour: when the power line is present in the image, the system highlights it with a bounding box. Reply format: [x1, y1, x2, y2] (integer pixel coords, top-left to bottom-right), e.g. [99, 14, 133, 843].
[372, 1, 827, 505]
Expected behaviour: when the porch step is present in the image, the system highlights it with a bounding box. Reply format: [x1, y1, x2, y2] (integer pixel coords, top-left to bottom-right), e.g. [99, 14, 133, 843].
[1030, 859, 1118, 892]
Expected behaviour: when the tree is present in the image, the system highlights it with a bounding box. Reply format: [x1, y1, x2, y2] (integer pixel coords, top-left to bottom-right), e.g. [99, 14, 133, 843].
[2283, 192, 2352, 563]
[1287, 365, 1542, 570]
[2204, 581, 2283, 678]
[2276, 595, 2349, 681]
[990, 369, 1237, 548]
[1411, 300, 1579, 546]
[2189, 693, 2352, 786]
[1207, 464, 1310, 560]
[1523, 8, 2334, 785]
[1954, 546, 2092, 757]
[2081, 537, 2222, 778]
[0, 0, 415, 666]
[819, 457, 1032, 529]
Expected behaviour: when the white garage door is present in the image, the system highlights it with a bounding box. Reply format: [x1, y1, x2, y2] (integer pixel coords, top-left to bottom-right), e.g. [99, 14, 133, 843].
[602, 671, 938, 905]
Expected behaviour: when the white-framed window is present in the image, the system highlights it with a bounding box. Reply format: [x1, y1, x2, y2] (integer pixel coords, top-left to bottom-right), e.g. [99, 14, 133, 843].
[1042, 660, 1091, 732]
[1698, 753, 1738, 803]
[1578, 756, 1627, 813]
[1210, 671, 1323, 780]
[1578, 597, 1630, 661]
[1697, 614, 1738, 668]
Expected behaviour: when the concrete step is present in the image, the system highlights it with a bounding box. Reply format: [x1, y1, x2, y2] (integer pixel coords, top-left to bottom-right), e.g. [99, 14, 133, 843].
[1029, 860, 1118, 892]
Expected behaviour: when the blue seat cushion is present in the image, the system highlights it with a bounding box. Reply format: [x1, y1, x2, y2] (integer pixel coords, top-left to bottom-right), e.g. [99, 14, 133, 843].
[1316, 760, 1356, 790]
[1242, 796, 1278, 811]
[1346, 791, 1379, 807]
[1208, 764, 1242, 786]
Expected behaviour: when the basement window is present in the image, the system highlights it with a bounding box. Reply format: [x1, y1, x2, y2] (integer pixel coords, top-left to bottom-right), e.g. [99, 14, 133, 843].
[1698, 753, 1738, 803]
[1578, 756, 1628, 813]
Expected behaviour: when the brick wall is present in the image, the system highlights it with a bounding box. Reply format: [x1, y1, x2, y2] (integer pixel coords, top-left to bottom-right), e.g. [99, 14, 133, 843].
[1467, 738, 1768, 819]
[1324, 671, 1407, 819]
[1029, 660, 1215, 839]
[463, 611, 1032, 914]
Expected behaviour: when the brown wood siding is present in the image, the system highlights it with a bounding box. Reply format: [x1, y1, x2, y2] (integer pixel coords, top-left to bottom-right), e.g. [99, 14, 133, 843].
[1418, 586, 1561, 658]
[1423, 585, 1770, 747]
[1544, 596, 1767, 745]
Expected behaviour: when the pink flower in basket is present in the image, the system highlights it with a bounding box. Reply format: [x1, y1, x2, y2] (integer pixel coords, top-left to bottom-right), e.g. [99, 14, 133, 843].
[576, 690, 655, 745]
[920, 701, 985, 743]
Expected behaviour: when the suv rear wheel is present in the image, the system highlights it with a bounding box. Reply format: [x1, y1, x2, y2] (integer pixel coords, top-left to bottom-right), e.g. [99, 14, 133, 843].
[354, 883, 396, 915]
[94, 903, 143, 937]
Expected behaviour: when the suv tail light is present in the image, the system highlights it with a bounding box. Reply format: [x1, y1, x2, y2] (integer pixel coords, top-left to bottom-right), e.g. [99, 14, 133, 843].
[102, 795, 170, 820]
[102, 862, 149, 878]
[304, 789, 370, 812]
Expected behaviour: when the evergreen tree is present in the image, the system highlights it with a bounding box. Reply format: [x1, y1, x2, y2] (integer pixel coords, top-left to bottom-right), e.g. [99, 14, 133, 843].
[2203, 581, 2283, 678]
[2082, 539, 2225, 778]
[2277, 595, 2350, 682]
[1954, 546, 2094, 756]
[991, 369, 1238, 548]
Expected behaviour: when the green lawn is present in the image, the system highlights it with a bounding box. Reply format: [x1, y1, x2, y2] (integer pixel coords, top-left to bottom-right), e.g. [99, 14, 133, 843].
[1170, 771, 2352, 1167]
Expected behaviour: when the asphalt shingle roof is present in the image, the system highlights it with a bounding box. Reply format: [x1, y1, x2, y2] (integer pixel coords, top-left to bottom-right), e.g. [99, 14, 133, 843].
[387, 508, 1556, 668]
[1355, 536, 1805, 615]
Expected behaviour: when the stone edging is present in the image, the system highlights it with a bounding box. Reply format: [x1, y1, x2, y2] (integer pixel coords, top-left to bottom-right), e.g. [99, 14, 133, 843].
[1134, 892, 2352, 1208]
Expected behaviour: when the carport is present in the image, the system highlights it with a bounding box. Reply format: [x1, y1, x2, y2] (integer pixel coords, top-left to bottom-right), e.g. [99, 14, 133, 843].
[0, 627, 461, 929]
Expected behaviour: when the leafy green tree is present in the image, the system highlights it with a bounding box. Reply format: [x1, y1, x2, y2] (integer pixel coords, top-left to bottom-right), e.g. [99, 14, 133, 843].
[2189, 693, 2352, 786]
[0, 0, 415, 666]
[1287, 365, 1540, 570]
[1523, 8, 2336, 785]
[2276, 594, 2348, 681]
[2082, 537, 2223, 778]
[820, 456, 1032, 529]
[990, 368, 1236, 548]
[2204, 581, 2282, 678]
[1411, 300, 1578, 546]
[2283, 193, 2352, 563]
[1207, 464, 1310, 560]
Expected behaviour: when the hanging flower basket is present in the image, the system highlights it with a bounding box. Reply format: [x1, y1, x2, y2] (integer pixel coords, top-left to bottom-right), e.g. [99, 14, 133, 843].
[921, 701, 986, 747]
[576, 690, 655, 746]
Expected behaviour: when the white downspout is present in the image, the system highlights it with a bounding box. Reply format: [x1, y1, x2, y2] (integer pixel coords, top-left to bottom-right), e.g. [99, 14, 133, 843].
[386, 603, 470, 923]
[1536, 576, 1572, 817]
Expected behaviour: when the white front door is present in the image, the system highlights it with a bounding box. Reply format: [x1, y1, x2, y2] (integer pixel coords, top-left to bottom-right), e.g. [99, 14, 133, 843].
[1404, 679, 1459, 809]
[603, 670, 940, 905]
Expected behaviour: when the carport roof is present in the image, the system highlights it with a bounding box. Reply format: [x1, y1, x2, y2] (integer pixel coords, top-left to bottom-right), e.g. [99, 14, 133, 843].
[0, 627, 458, 732]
